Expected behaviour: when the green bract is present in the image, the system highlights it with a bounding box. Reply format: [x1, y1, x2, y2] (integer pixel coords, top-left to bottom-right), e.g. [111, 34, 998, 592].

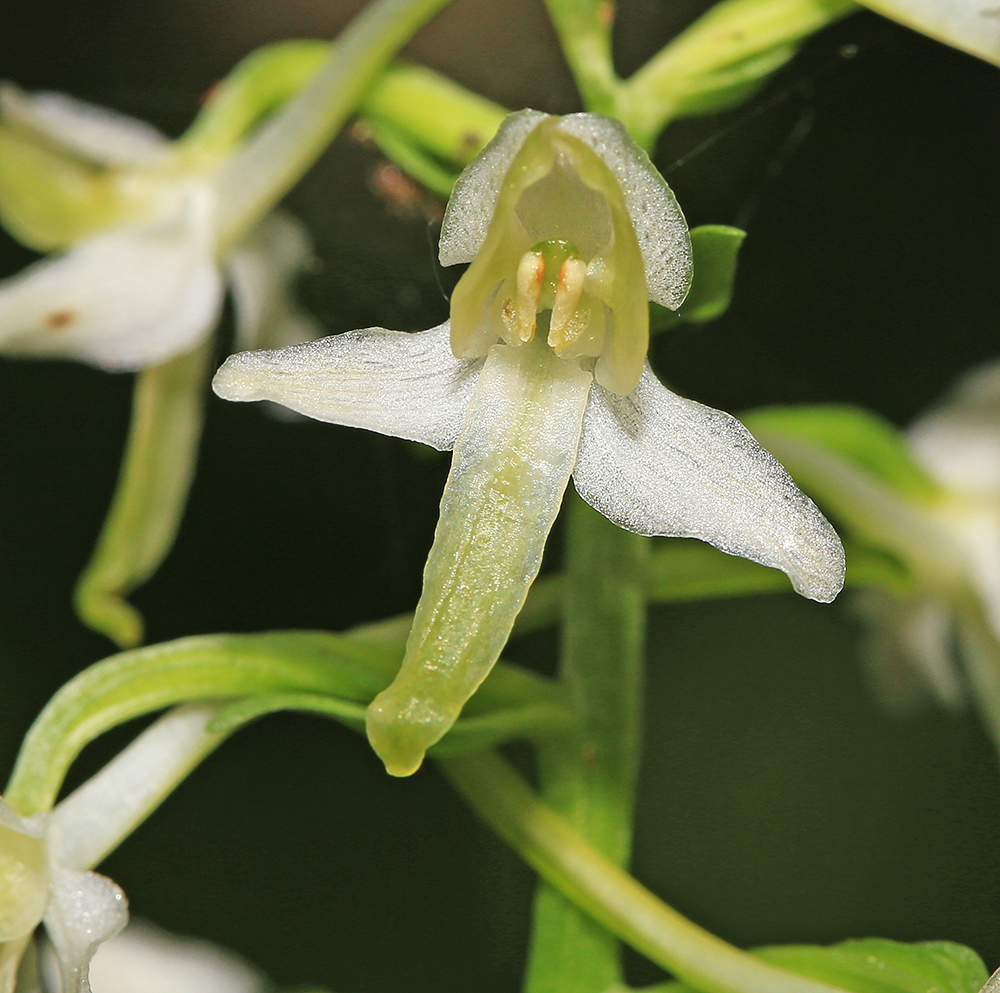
[214, 110, 846, 777]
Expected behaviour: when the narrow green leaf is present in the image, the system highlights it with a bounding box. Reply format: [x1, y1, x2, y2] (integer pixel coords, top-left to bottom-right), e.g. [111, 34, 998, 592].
[651, 225, 746, 334]
[742, 405, 942, 503]
[74, 342, 212, 649]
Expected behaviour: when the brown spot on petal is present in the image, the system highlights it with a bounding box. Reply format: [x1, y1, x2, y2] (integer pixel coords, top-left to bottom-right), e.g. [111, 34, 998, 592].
[44, 310, 76, 330]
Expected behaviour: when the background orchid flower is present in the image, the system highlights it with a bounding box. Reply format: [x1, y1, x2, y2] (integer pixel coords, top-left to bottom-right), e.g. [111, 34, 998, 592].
[214, 109, 846, 778]
[744, 359, 1000, 755]
[0, 704, 227, 993]
[81, 920, 269, 993]
[0, 82, 319, 370]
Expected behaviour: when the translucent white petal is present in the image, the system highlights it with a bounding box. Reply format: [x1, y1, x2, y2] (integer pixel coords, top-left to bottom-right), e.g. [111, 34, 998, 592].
[572, 366, 846, 602]
[225, 211, 322, 352]
[366, 340, 593, 775]
[49, 706, 225, 873]
[0, 187, 223, 370]
[0, 84, 170, 166]
[87, 921, 266, 993]
[45, 867, 127, 993]
[854, 0, 1000, 67]
[438, 109, 548, 267]
[908, 358, 1000, 496]
[213, 321, 482, 451]
[556, 114, 692, 311]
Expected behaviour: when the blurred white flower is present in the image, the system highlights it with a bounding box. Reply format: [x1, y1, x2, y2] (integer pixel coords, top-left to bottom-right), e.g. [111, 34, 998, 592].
[0, 84, 318, 371]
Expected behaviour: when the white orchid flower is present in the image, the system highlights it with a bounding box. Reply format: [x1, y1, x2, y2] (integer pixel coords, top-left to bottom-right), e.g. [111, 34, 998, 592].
[0, 705, 226, 993]
[214, 110, 846, 777]
[0, 83, 318, 371]
[865, 360, 1000, 715]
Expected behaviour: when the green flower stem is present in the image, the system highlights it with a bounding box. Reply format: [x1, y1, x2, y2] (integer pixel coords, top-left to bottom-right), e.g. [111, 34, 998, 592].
[177, 41, 329, 165]
[362, 118, 460, 198]
[443, 751, 848, 993]
[525, 493, 648, 992]
[2, 632, 567, 818]
[360, 62, 507, 166]
[212, 0, 455, 252]
[542, 0, 622, 115]
[73, 342, 213, 649]
[620, 0, 857, 148]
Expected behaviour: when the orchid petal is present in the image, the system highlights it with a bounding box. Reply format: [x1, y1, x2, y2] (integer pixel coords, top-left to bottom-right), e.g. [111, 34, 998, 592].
[366, 340, 592, 776]
[438, 109, 548, 267]
[213, 320, 481, 451]
[49, 705, 225, 873]
[44, 867, 127, 993]
[908, 358, 1000, 496]
[0, 187, 222, 370]
[572, 365, 845, 602]
[226, 211, 322, 352]
[853, 0, 1000, 67]
[557, 113, 692, 311]
[87, 921, 267, 993]
[0, 84, 169, 167]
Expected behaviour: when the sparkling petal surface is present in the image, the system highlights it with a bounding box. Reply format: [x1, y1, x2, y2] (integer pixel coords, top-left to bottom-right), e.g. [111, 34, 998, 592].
[0, 187, 222, 370]
[573, 365, 846, 602]
[45, 867, 128, 993]
[557, 114, 692, 311]
[213, 320, 482, 451]
[438, 109, 548, 267]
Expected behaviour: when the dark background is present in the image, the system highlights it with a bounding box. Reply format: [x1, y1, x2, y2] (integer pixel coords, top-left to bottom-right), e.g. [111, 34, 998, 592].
[1, 1, 999, 990]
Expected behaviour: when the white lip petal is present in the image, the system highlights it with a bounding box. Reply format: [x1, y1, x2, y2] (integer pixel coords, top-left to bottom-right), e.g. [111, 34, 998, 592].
[572, 365, 846, 602]
[45, 867, 128, 993]
[213, 320, 483, 451]
[365, 340, 593, 775]
[555, 114, 692, 311]
[0, 83, 170, 167]
[225, 211, 322, 352]
[0, 187, 222, 370]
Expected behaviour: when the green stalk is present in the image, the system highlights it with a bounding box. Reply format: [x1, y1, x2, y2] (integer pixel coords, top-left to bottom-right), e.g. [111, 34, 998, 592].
[542, 0, 622, 116]
[443, 751, 848, 993]
[212, 0, 454, 252]
[74, 342, 213, 649]
[525, 493, 648, 992]
[619, 0, 857, 148]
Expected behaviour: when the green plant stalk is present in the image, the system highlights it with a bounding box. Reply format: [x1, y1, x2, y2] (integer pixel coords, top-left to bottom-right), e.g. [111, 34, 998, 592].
[620, 0, 857, 147]
[443, 751, 848, 993]
[543, 0, 621, 115]
[212, 0, 455, 252]
[2, 632, 567, 817]
[360, 62, 507, 165]
[74, 341, 213, 649]
[525, 492, 648, 992]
